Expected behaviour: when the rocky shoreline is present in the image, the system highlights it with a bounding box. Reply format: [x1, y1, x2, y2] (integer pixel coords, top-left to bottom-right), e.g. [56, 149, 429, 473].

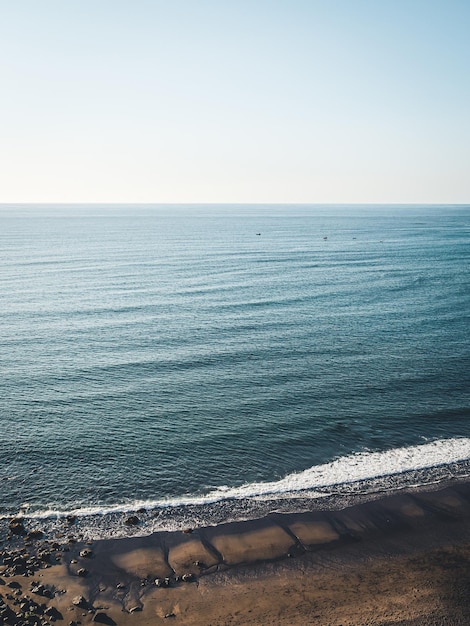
[2, 481, 470, 625]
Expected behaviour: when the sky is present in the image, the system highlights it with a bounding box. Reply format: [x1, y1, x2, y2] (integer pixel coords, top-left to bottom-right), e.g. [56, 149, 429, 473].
[0, 0, 469, 204]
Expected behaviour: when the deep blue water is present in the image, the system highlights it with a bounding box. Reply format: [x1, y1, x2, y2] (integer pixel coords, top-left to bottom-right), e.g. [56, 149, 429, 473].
[1, 204, 469, 535]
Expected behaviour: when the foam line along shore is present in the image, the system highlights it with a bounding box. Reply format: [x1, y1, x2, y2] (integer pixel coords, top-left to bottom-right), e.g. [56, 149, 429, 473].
[3, 437, 470, 541]
[1, 481, 470, 625]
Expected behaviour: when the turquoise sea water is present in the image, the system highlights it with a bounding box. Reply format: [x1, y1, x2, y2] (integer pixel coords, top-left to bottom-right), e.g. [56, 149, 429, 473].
[1, 205, 469, 536]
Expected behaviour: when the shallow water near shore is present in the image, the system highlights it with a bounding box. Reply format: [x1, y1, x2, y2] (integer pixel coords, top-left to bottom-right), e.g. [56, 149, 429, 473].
[1, 204, 469, 537]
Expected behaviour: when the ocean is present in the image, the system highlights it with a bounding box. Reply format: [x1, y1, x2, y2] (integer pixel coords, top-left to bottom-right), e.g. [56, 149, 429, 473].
[1, 204, 469, 538]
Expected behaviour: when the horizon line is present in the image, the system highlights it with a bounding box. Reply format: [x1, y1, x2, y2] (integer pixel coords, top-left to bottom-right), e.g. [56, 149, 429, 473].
[0, 201, 469, 207]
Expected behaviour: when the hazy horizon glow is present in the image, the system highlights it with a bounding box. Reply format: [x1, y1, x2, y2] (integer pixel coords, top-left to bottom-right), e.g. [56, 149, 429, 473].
[1, 1, 469, 204]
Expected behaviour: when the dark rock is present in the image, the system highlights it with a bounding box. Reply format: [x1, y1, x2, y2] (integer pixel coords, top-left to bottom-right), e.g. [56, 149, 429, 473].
[79, 549, 92, 559]
[45, 606, 62, 619]
[181, 573, 195, 583]
[13, 556, 26, 565]
[77, 568, 88, 578]
[129, 606, 142, 613]
[164, 613, 176, 619]
[124, 516, 139, 526]
[7, 582, 21, 589]
[8, 519, 25, 535]
[26, 530, 44, 541]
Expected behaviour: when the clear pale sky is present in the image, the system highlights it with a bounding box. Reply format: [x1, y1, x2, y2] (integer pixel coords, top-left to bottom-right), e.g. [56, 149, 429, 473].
[1, 0, 469, 203]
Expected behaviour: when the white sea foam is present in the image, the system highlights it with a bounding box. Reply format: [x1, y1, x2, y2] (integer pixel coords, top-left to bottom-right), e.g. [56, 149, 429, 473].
[202, 437, 470, 501]
[16, 437, 470, 520]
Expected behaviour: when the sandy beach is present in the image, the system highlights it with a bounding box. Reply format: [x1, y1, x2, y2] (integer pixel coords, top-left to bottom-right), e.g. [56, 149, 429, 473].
[1, 482, 470, 625]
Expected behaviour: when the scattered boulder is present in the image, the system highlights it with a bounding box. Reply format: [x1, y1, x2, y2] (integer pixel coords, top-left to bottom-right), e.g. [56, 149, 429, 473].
[79, 549, 93, 559]
[45, 606, 62, 619]
[36, 586, 53, 598]
[124, 516, 140, 526]
[181, 573, 195, 583]
[72, 595, 87, 608]
[26, 529, 44, 541]
[77, 568, 88, 577]
[8, 518, 25, 535]
[38, 550, 51, 563]
[7, 581, 21, 589]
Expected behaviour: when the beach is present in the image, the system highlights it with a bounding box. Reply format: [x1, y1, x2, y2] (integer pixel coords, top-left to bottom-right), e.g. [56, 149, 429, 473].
[2, 481, 470, 625]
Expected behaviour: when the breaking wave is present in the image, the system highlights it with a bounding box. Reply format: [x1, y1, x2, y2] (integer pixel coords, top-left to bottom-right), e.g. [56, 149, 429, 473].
[15, 437, 470, 522]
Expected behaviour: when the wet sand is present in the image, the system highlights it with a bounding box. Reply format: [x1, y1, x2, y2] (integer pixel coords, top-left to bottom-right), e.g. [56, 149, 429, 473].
[1, 482, 470, 625]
